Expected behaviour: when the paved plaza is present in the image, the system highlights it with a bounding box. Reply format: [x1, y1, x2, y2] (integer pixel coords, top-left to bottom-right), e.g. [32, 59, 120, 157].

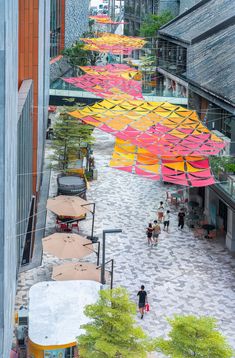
[15, 129, 235, 354]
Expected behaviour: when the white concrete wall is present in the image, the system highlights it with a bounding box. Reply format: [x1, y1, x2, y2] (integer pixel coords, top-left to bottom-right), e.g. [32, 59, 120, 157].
[65, 0, 90, 48]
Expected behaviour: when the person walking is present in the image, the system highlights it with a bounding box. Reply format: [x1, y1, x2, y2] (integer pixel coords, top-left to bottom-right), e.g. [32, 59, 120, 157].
[163, 210, 170, 232]
[157, 201, 164, 222]
[152, 220, 161, 245]
[146, 223, 154, 246]
[178, 208, 185, 229]
[137, 285, 147, 319]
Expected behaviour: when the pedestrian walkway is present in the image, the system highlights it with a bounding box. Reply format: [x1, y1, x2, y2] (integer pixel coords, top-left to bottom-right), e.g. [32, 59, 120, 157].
[15, 129, 235, 354]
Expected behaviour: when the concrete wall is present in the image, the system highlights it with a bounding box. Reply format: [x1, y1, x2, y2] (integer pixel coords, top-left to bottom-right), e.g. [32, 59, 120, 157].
[0, 0, 18, 356]
[50, 56, 71, 84]
[64, 0, 90, 48]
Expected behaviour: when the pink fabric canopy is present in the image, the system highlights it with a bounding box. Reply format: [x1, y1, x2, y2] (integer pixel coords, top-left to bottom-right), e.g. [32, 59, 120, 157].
[81, 116, 224, 157]
[63, 74, 143, 100]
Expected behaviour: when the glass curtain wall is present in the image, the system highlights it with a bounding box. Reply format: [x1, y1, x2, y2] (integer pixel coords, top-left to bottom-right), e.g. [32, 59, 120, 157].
[50, 0, 62, 58]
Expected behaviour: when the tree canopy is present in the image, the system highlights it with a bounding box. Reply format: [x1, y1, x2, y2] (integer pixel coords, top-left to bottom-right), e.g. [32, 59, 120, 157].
[155, 315, 233, 358]
[77, 287, 155, 358]
[140, 11, 174, 38]
[51, 105, 94, 171]
[62, 34, 102, 74]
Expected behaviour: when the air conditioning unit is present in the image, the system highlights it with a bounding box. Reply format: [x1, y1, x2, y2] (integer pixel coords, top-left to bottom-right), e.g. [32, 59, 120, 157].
[212, 130, 231, 156]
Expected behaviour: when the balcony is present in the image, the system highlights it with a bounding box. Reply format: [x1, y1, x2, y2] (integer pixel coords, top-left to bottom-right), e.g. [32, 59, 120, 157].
[210, 157, 235, 202]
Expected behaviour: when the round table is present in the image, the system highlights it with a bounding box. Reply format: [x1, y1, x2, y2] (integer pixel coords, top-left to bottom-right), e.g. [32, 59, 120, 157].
[202, 224, 215, 238]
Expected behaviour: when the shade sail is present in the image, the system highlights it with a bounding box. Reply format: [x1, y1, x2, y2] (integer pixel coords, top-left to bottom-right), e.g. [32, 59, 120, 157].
[42, 233, 93, 259]
[89, 15, 126, 24]
[82, 32, 146, 55]
[161, 156, 215, 186]
[63, 74, 143, 100]
[47, 195, 91, 218]
[110, 138, 160, 180]
[69, 100, 225, 156]
[52, 262, 109, 282]
[80, 64, 141, 80]
[110, 139, 215, 186]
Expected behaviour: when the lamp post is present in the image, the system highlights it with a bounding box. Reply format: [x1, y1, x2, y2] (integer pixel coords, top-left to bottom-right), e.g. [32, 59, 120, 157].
[82, 202, 98, 243]
[101, 229, 122, 285]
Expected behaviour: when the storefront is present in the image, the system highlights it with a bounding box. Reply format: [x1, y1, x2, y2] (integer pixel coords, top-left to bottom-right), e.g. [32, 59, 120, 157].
[28, 280, 100, 358]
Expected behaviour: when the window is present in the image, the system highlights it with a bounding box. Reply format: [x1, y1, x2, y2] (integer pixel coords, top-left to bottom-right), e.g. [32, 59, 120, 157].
[50, 0, 63, 58]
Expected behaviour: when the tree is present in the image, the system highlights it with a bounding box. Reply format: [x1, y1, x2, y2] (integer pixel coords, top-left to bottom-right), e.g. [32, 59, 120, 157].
[51, 105, 94, 171]
[62, 34, 102, 75]
[155, 315, 233, 358]
[63, 41, 89, 75]
[77, 287, 155, 358]
[140, 11, 174, 38]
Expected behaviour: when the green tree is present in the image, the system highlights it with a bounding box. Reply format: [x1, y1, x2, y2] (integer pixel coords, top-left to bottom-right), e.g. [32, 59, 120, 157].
[63, 41, 89, 75]
[77, 287, 155, 358]
[63, 34, 102, 75]
[156, 315, 233, 358]
[51, 105, 94, 171]
[140, 11, 174, 38]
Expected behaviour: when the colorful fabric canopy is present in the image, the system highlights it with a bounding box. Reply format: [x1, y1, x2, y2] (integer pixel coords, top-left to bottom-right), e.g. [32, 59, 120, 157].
[80, 64, 141, 80]
[89, 15, 126, 24]
[110, 139, 215, 186]
[82, 33, 146, 55]
[63, 74, 143, 100]
[110, 138, 160, 180]
[69, 99, 225, 156]
[161, 156, 215, 186]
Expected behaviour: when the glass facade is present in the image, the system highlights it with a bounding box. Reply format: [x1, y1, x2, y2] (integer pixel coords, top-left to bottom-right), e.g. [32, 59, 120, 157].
[157, 39, 187, 77]
[50, 0, 63, 58]
[17, 80, 34, 267]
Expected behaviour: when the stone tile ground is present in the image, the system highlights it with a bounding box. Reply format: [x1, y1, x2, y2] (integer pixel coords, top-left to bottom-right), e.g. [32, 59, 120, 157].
[15, 129, 235, 356]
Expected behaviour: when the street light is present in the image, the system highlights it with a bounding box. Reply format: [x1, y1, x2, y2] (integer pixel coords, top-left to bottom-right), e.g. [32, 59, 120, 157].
[101, 229, 122, 286]
[81, 202, 99, 243]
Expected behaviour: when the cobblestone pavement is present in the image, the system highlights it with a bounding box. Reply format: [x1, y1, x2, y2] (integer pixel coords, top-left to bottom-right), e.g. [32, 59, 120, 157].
[15, 129, 235, 355]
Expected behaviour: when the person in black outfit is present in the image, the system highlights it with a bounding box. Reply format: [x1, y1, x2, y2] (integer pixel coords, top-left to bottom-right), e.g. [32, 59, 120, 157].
[146, 223, 154, 246]
[178, 208, 185, 229]
[137, 285, 147, 319]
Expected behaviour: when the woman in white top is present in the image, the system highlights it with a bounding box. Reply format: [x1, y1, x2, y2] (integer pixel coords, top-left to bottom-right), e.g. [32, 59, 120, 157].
[157, 201, 164, 222]
[163, 210, 170, 232]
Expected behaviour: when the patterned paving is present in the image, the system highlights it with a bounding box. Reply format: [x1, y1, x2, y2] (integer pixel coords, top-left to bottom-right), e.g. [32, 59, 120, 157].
[15, 129, 235, 356]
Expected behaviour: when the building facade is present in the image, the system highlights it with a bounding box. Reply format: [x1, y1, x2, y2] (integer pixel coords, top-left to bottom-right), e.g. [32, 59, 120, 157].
[18, 0, 50, 265]
[0, 1, 18, 356]
[124, 0, 201, 37]
[1, 1, 50, 355]
[157, 0, 235, 251]
[50, 0, 90, 83]
[124, 0, 157, 36]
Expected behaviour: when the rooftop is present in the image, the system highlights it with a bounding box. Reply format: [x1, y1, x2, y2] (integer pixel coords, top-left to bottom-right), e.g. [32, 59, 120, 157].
[187, 23, 235, 104]
[28, 280, 100, 347]
[159, 0, 235, 44]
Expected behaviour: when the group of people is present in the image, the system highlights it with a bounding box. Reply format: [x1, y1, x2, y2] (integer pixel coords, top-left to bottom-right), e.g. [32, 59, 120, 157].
[146, 201, 171, 247]
[146, 201, 186, 246]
